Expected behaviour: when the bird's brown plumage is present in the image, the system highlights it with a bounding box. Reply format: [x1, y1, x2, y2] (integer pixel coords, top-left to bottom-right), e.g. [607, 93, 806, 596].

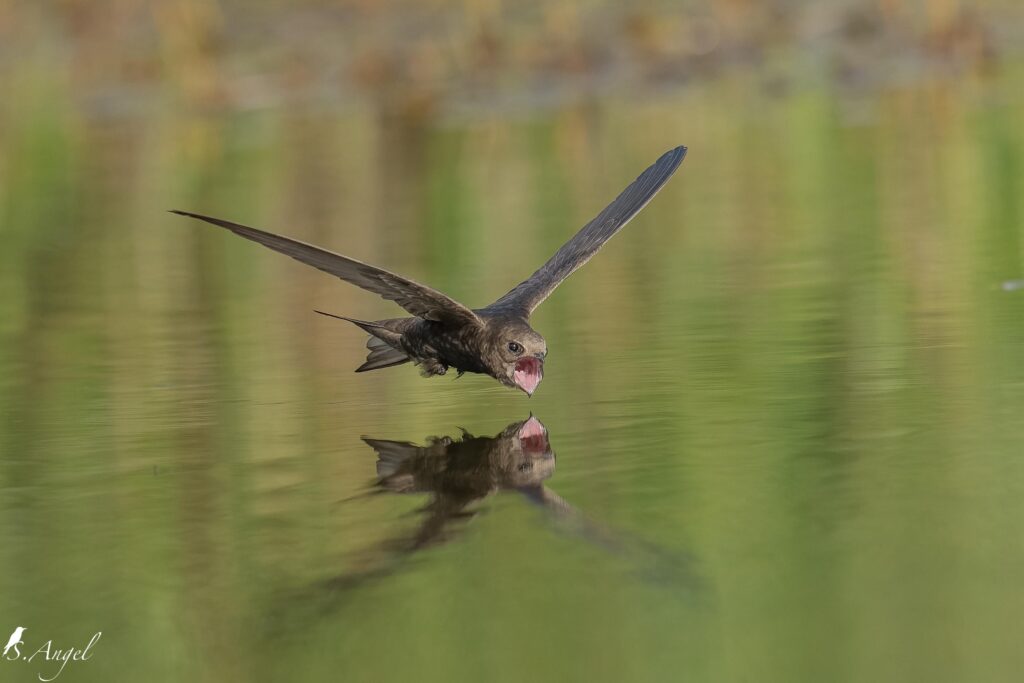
[172, 145, 686, 394]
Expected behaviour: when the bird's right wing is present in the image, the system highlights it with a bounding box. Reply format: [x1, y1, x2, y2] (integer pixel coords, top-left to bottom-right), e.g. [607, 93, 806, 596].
[171, 211, 482, 326]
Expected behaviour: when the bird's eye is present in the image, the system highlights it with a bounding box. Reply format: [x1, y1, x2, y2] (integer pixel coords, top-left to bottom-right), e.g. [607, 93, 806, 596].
[507, 341, 523, 355]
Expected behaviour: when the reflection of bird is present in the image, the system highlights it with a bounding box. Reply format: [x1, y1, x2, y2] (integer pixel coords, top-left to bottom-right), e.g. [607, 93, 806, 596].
[173, 146, 685, 395]
[314, 417, 701, 599]
[3, 627, 25, 658]
[364, 415, 555, 549]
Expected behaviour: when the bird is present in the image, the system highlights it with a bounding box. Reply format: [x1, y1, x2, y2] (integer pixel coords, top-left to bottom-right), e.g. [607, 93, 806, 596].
[3, 627, 25, 659]
[172, 145, 686, 395]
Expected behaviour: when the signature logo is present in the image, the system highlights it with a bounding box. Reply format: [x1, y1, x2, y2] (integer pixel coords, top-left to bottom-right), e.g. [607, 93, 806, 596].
[3, 627, 25, 658]
[2, 627, 102, 682]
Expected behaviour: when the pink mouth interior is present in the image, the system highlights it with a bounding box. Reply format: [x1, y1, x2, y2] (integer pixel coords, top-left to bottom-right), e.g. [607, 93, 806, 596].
[513, 357, 543, 396]
[517, 416, 549, 453]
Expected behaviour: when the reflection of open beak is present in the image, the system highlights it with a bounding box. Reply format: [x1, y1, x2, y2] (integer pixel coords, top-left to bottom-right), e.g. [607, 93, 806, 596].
[513, 357, 544, 396]
[517, 416, 550, 455]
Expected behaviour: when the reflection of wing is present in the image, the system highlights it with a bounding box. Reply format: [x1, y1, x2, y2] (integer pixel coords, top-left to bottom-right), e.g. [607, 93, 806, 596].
[517, 484, 576, 517]
[518, 485, 703, 593]
[485, 146, 686, 316]
[171, 211, 482, 325]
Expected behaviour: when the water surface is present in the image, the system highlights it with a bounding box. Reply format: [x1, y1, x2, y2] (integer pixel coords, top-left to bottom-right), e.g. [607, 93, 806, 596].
[1, 75, 1024, 682]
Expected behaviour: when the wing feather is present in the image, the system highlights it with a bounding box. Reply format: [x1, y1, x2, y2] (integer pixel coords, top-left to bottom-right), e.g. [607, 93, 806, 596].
[485, 146, 686, 316]
[171, 211, 480, 326]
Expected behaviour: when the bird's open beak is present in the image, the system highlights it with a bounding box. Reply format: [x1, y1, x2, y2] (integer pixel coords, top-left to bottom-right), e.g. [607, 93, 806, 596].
[513, 357, 544, 396]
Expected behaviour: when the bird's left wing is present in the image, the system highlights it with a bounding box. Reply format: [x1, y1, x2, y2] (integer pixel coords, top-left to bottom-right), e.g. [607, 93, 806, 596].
[172, 211, 481, 326]
[484, 146, 686, 317]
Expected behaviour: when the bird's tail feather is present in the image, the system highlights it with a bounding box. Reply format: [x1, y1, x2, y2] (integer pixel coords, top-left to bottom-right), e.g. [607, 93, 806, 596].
[357, 343, 410, 372]
[315, 310, 410, 372]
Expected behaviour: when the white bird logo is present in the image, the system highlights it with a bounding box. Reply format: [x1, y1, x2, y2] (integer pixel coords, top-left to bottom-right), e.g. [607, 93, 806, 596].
[3, 627, 25, 658]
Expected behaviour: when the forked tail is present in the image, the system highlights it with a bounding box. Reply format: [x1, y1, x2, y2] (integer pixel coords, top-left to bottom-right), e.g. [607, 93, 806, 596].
[314, 311, 411, 372]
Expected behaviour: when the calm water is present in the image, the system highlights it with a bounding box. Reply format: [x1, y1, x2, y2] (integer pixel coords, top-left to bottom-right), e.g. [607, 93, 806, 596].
[2, 74, 1024, 682]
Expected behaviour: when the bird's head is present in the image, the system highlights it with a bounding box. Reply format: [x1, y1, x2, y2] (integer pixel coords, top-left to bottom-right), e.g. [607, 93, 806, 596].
[485, 318, 547, 396]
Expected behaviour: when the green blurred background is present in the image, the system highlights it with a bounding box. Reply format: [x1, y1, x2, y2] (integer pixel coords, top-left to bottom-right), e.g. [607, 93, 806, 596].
[1, 1, 1023, 682]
